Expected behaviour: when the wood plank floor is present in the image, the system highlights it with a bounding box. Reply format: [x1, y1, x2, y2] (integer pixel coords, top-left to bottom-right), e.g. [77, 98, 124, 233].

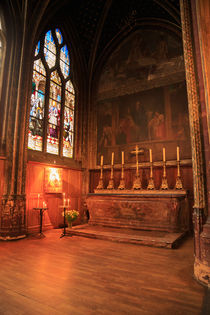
[0, 229, 205, 315]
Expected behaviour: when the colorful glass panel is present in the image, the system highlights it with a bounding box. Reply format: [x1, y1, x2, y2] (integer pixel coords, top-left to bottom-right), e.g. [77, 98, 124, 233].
[35, 41, 40, 56]
[34, 59, 46, 76]
[66, 80, 74, 94]
[63, 132, 73, 158]
[63, 106, 74, 158]
[28, 71, 45, 151]
[65, 89, 75, 109]
[60, 45, 70, 78]
[44, 30, 56, 68]
[47, 99, 61, 155]
[50, 80, 61, 102]
[50, 70, 61, 85]
[55, 28, 63, 44]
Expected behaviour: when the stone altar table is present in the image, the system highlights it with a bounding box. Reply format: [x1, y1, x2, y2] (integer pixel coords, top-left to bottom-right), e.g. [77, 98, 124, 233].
[86, 190, 189, 233]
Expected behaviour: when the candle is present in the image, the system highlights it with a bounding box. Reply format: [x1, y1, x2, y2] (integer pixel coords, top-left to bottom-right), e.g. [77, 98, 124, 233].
[38, 193, 40, 208]
[149, 149, 152, 163]
[163, 147, 166, 162]
[122, 151, 124, 165]
[100, 155, 103, 166]
[111, 152, 114, 166]
[177, 146, 180, 161]
[64, 198, 66, 206]
[68, 198, 70, 207]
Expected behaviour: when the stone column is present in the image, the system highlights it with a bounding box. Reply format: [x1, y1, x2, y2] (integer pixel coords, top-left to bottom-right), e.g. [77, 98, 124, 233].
[180, 0, 210, 286]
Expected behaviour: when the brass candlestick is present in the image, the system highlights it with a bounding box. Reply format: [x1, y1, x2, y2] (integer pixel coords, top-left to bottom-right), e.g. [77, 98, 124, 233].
[175, 160, 183, 189]
[147, 162, 155, 190]
[160, 161, 168, 190]
[96, 165, 104, 189]
[118, 165, 125, 190]
[132, 161, 141, 190]
[107, 166, 114, 189]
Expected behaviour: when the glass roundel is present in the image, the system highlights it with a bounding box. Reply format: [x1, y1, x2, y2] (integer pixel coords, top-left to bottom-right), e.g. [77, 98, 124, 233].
[28, 28, 75, 158]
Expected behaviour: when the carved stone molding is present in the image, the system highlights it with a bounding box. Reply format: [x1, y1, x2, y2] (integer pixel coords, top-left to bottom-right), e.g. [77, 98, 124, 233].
[0, 194, 26, 240]
[180, 0, 205, 210]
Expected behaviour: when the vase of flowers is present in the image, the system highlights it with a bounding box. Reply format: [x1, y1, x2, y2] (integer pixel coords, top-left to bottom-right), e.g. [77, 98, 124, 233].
[63, 210, 79, 228]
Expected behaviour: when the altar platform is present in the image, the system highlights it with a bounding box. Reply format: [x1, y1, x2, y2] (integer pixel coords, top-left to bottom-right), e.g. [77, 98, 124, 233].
[68, 224, 187, 248]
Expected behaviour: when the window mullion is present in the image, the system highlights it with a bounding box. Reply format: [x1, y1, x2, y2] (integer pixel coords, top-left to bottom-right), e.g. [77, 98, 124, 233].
[43, 70, 50, 153]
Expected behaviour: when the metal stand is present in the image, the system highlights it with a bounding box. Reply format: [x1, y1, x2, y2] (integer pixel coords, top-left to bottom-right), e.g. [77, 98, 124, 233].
[33, 207, 47, 238]
[59, 205, 71, 238]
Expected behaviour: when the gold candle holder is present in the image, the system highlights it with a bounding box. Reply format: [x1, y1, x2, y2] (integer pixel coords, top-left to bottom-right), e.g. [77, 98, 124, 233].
[147, 162, 155, 190]
[160, 161, 168, 190]
[118, 165, 125, 190]
[175, 160, 183, 189]
[96, 164, 104, 189]
[107, 166, 114, 189]
[132, 161, 141, 190]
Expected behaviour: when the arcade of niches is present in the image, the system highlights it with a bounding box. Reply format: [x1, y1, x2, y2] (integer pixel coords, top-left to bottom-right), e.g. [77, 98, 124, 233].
[0, 0, 209, 287]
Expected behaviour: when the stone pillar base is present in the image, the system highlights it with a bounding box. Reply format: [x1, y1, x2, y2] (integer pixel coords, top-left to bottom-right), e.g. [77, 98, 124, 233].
[0, 194, 27, 240]
[194, 221, 210, 287]
[194, 257, 210, 287]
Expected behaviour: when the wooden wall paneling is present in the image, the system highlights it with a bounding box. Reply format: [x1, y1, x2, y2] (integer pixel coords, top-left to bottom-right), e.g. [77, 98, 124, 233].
[0, 159, 5, 196]
[26, 163, 83, 232]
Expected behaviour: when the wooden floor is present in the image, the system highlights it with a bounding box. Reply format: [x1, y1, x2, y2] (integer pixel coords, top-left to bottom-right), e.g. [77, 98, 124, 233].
[0, 229, 205, 315]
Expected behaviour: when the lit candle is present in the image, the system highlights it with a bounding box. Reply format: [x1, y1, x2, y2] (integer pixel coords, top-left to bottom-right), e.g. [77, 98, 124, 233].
[38, 194, 40, 208]
[111, 152, 114, 166]
[149, 149, 152, 163]
[43, 201, 45, 208]
[177, 146, 180, 161]
[100, 155, 103, 166]
[122, 151, 124, 165]
[163, 147, 166, 162]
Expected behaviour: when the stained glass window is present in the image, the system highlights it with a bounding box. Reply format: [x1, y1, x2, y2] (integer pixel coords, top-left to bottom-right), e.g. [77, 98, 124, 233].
[28, 28, 75, 158]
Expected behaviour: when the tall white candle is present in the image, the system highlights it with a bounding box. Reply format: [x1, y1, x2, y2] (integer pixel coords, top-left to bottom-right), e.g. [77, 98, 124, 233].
[111, 152, 114, 166]
[149, 149, 152, 163]
[177, 146, 180, 161]
[100, 155, 103, 166]
[122, 151, 124, 165]
[163, 147, 166, 162]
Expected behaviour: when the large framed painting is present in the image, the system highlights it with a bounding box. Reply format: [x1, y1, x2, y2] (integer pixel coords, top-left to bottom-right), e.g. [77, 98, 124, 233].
[96, 29, 191, 165]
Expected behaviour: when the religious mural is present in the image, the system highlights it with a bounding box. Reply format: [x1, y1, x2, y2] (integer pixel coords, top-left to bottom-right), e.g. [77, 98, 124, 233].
[96, 29, 191, 165]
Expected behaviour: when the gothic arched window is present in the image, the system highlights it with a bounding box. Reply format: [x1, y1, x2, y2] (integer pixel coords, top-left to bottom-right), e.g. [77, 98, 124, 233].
[28, 28, 75, 158]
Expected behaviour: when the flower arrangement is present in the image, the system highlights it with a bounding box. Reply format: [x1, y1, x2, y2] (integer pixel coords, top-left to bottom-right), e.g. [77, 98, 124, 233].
[63, 210, 79, 227]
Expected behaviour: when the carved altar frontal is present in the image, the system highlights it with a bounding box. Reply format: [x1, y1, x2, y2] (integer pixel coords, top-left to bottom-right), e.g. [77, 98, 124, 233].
[87, 190, 189, 233]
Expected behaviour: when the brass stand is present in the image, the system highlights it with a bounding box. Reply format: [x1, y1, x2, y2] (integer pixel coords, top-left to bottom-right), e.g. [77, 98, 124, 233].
[96, 165, 104, 189]
[118, 165, 125, 190]
[175, 160, 183, 189]
[147, 163, 155, 190]
[132, 162, 141, 190]
[160, 162, 168, 190]
[107, 166, 114, 189]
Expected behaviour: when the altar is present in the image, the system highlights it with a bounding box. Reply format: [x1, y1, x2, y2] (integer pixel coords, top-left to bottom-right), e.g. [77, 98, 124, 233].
[86, 190, 189, 233]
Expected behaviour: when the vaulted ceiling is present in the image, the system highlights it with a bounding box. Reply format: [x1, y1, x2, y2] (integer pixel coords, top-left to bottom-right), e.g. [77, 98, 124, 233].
[43, 0, 182, 71]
